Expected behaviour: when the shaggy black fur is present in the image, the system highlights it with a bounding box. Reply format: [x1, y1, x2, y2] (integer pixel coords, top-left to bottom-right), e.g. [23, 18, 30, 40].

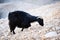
[8, 11, 44, 34]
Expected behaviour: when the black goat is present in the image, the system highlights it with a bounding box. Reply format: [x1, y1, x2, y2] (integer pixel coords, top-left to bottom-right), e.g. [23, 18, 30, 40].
[8, 11, 44, 34]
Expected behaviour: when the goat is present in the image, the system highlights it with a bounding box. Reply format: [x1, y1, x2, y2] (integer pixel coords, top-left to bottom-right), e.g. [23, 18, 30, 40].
[8, 11, 44, 34]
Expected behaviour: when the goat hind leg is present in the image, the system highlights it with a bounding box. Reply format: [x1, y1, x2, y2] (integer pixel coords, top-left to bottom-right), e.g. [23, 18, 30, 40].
[9, 24, 16, 34]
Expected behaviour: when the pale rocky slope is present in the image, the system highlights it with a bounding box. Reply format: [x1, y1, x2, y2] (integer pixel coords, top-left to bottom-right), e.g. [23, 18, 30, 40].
[0, 2, 60, 40]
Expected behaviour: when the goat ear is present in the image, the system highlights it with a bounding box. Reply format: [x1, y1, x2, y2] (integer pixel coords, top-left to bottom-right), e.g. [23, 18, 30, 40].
[37, 16, 43, 19]
[36, 16, 40, 19]
[36, 16, 39, 19]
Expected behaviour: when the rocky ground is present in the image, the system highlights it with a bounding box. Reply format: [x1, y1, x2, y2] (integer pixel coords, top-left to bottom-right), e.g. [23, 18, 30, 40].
[0, 2, 60, 40]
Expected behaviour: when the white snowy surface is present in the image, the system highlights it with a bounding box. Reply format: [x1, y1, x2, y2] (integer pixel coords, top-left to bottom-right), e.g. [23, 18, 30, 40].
[0, 1, 40, 18]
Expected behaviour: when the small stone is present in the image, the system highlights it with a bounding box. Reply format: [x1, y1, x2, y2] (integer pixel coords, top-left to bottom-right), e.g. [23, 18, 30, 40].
[45, 31, 57, 38]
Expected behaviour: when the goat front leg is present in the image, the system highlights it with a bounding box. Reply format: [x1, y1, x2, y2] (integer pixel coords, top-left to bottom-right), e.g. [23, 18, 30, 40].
[21, 28, 24, 31]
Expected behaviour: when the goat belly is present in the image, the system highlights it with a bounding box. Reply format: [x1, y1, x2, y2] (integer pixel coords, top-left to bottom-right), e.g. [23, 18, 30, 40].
[17, 23, 31, 28]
